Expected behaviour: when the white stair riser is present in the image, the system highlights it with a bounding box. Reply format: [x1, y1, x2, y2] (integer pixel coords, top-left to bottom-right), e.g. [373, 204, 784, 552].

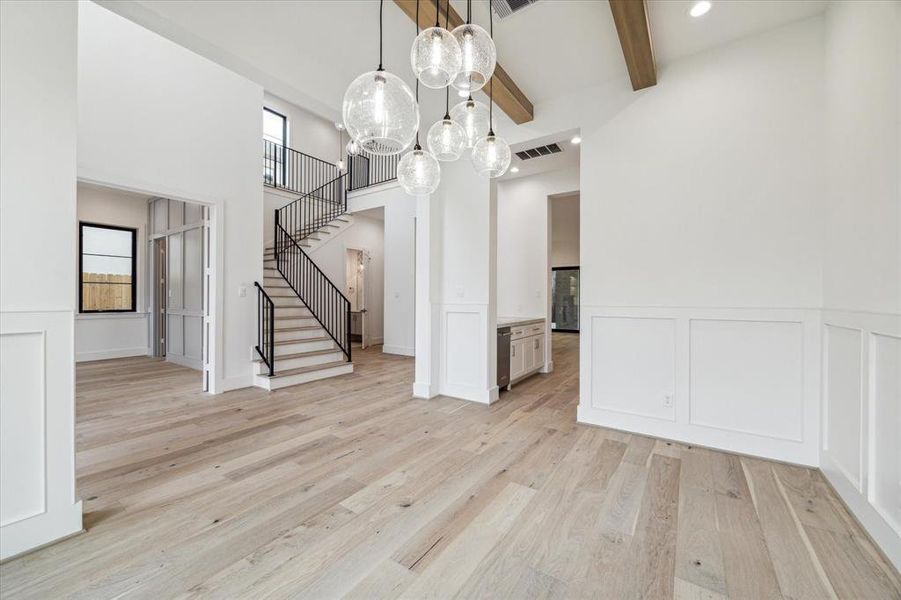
[275, 338, 335, 355]
[275, 307, 313, 318]
[274, 316, 318, 328]
[254, 363, 354, 391]
[254, 350, 345, 374]
[275, 328, 325, 342]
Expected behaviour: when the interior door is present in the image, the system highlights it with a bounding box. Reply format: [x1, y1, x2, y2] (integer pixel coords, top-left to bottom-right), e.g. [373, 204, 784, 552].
[551, 267, 580, 332]
[154, 238, 167, 357]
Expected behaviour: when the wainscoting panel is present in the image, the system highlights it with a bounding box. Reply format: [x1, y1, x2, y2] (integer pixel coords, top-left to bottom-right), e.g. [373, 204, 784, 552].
[871, 333, 900, 537]
[0, 310, 82, 560]
[75, 313, 149, 362]
[439, 303, 495, 404]
[578, 306, 819, 466]
[589, 316, 676, 421]
[689, 319, 804, 442]
[819, 309, 901, 571]
[824, 324, 863, 490]
[0, 331, 45, 526]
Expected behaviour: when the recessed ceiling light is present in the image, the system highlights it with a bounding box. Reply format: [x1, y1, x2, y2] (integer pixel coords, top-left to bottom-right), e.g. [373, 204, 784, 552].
[510, 166, 520, 173]
[689, 1, 712, 17]
[570, 136, 582, 145]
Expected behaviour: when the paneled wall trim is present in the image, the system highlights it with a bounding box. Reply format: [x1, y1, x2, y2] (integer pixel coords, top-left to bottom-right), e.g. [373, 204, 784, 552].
[439, 303, 498, 404]
[820, 309, 901, 570]
[0, 310, 83, 560]
[578, 306, 821, 466]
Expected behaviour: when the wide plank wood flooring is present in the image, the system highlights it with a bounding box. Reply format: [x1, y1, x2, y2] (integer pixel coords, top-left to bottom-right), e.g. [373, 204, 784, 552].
[1, 333, 899, 599]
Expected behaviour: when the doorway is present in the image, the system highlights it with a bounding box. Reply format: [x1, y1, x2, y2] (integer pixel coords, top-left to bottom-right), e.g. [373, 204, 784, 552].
[346, 247, 370, 348]
[551, 266, 580, 332]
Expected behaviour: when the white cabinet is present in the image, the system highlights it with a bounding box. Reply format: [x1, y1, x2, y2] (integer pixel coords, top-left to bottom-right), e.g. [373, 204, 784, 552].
[504, 319, 546, 389]
[510, 338, 527, 381]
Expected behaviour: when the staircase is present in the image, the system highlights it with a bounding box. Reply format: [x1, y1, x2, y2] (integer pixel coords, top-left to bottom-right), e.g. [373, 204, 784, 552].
[254, 154, 355, 390]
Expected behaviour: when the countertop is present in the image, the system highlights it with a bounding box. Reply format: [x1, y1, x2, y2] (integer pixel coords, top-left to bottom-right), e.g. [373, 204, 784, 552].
[497, 316, 546, 329]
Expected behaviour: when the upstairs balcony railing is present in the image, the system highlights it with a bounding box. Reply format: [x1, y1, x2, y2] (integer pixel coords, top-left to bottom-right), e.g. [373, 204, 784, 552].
[347, 150, 400, 192]
[263, 139, 340, 197]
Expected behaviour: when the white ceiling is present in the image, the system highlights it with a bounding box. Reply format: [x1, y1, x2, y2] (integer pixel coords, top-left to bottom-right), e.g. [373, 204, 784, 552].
[99, 0, 828, 133]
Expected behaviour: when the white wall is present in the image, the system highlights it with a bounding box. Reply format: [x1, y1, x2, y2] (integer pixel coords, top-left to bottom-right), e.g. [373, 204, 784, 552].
[578, 17, 826, 466]
[305, 214, 385, 344]
[0, 0, 82, 560]
[78, 1, 263, 392]
[349, 183, 417, 356]
[819, 0, 901, 570]
[264, 92, 340, 164]
[75, 183, 152, 362]
[551, 193, 579, 268]
[496, 167, 579, 319]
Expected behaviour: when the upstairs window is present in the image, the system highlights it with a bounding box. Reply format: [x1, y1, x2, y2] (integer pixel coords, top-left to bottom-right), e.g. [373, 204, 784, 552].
[79, 223, 137, 313]
[263, 107, 288, 186]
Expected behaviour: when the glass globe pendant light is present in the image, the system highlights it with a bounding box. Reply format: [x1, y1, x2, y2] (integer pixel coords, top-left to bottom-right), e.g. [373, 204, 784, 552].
[450, 0, 496, 94]
[471, 5, 511, 178]
[411, 0, 461, 89]
[343, 0, 419, 156]
[428, 92, 466, 161]
[426, 4, 465, 161]
[450, 94, 489, 149]
[346, 139, 360, 157]
[398, 1, 441, 195]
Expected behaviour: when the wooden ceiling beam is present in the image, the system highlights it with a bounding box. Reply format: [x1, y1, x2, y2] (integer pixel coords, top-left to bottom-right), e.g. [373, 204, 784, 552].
[609, 0, 657, 90]
[393, 0, 534, 124]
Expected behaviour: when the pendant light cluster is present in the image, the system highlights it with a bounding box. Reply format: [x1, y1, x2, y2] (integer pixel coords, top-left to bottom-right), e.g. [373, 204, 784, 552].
[342, 0, 510, 199]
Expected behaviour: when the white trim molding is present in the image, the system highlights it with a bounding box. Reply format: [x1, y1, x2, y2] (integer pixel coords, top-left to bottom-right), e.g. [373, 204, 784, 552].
[0, 310, 83, 560]
[578, 305, 821, 466]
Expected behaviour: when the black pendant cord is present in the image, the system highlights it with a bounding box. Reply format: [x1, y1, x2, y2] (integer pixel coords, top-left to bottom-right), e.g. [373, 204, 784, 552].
[488, 0, 494, 136]
[378, 0, 384, 71]
[434, 0, 440, 27]
[414, 0, 421, 149]
[444, 0, 451, 119]
[467, 0, 471, 24]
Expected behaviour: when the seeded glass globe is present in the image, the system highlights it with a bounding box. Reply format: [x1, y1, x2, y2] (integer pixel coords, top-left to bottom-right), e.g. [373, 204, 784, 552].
[471, 134, 511, 178]
[342, 70, 419, 156]
[411, 27, 462, 89]
[346, 139, 361, 156]
[450, 98, 490, 148]
[397, 146, 441, 195]
[427, 117, 466, 161]
[450, 23, 496, 93]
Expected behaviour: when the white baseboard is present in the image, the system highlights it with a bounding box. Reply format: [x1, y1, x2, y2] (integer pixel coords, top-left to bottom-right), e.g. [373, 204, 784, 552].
[166, 354, 202, 371]
[220, 373, 253, 393]
[439, 382, 497, 405]
[412, 381, 438, 399]
[383, 344, 414, 357]
[76, 347, 149, 362]
[0, 499, 82, 561]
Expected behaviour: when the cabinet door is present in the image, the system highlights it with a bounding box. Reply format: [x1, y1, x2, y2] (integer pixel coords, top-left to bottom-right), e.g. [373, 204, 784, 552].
[523, 336, 536, 373]
[510, 339, 526, 380]
[532, 334, 544, 371]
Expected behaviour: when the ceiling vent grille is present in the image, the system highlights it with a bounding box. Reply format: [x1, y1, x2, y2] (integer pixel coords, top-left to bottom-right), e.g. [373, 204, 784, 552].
[491, 0, 540, 20]
[515, 142, 562, 161]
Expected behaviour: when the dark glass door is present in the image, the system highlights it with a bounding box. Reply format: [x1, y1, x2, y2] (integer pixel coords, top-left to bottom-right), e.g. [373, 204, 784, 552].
[551, 267, 579, 332]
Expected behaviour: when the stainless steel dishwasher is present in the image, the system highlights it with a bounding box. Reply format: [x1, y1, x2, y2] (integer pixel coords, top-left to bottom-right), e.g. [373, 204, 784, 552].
[497, 327, 511, 390]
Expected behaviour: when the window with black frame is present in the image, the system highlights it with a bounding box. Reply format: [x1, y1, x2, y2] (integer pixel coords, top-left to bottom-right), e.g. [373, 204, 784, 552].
[79, 223, 137, 313]
[551, 266, 579, 332]
[263, 107, 287, 187]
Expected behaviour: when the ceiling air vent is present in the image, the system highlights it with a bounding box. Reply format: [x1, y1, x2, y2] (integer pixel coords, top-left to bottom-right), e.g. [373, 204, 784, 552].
[491, 0, 540, 20]
[515, 142, 562, 161]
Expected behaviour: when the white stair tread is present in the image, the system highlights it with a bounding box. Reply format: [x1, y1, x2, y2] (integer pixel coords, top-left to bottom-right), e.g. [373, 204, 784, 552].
[261, 348, 343, 362]
[261, 360, 350, 379]
[275, 336, 331, 346]
[274, 325, 321, 333]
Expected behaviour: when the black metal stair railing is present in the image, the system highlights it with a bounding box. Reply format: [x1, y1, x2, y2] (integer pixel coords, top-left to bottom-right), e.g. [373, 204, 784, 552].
[273, 172, 352, 361]
[347, 149, 400, 192]
[263, 139, 340, 197]
[254, 282, 275, 376]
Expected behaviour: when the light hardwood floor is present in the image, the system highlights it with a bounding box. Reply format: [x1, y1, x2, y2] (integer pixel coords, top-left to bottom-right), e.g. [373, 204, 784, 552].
[2, 334, 899, 599]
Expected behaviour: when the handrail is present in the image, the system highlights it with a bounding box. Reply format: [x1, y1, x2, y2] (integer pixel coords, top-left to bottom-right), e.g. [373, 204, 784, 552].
[274, 223, 351, 361]
[263, 139, 340, 196]
[253, 281, 275, 376]
[276, 172, 347, 243]
[347, 149, 400, 192]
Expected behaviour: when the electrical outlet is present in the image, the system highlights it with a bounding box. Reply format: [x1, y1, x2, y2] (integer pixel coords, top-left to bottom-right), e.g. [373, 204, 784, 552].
[663, 394, 673, 408]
